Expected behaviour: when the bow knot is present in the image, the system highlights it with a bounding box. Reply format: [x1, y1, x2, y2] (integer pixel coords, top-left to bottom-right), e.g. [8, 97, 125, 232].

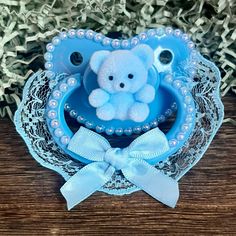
[60, 127, 179, 210]
[104, 148, 128, 170]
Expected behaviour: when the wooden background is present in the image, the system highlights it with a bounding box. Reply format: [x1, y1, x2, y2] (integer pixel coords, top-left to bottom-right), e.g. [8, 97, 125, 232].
[0, 94, 235, 235]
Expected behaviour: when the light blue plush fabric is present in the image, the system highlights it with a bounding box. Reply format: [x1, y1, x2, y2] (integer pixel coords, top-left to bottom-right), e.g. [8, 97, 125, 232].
[88, 44, 156, 122]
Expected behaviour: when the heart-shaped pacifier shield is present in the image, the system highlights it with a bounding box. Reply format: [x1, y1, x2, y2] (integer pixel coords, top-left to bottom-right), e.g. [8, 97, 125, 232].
[45, 28, 197, 137]
[44, 28, 197, 164]
[15, 27, 223, 210]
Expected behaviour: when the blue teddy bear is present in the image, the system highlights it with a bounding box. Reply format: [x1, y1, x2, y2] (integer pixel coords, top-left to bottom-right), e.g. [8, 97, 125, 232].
[88, 44, 155, 122]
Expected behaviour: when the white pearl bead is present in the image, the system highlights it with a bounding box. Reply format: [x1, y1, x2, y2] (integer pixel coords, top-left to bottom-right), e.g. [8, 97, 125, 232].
[48, 99, 58, 108]
[165, 27, 173, 34]
[64, 103, 71, 111]
[59, 83, 68, 92]
[60, 136, 70, 145]
[45, 62, 53, 70]
[115, 128, 123, 136]
[185, 96, 192, 104]
[177, 133, 185, 141]
[158, 115, 166, 123]
[94, 33, 103, 42]
[46, 71, 55, 79]
[54, 128, 63, 137]
[131, 37, 139, 46]
[174, 29, 182, 37]
[171, 102, 177, 111]
[85, 121, 94, 128]
[76, 116, 85, 123]
[112, 39, 120, 48]
[44, 52, 52, 61]
[169, 139, 178, 147]
[52, 37, 60, 45]
[165, 74, 173, 83]
[53, 90, 61, 99]
[139, 33, 147, 41]
[181, 124, 189, 132]
[69, 110, 77, 118]
[165, 109, 172, 117]
[182, 34, 189, 41]
[50, 119, 59, 128]
[142, 124, 150, 132]
[188, 41, 194, 49]
[151, 120, 158, 127]
[46, 43, 54, 52]
[67, 77, 77, 86]
[77, 29, 85, 38]
[181, 87, 188, 95]
[124, 128, 132, 136]
[121, 40, 129, 48]
[96, 125, 105, 133]
[68, 29, 76, 38]
[147, 29, 156, 37]
[133, 126, 142, 134]
[173, 80, 182, 88]
[59, 32, 67, 40]
[86, 30, 94, 39]
[47, 110, 57, 119]
[187, 105, 194, 113]
[102, 38, 111, 46]
[105, 128, 114, 135]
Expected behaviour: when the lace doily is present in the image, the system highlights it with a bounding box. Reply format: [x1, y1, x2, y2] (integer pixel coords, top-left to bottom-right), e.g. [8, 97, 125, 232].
[14, 54, 223, 195]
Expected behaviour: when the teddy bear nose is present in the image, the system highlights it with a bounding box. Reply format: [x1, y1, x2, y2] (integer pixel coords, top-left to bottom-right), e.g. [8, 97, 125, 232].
[120, 83, 125, 88]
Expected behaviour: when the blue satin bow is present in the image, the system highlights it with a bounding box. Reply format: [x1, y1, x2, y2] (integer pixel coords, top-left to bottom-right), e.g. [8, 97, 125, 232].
[60, 127, 179, 210]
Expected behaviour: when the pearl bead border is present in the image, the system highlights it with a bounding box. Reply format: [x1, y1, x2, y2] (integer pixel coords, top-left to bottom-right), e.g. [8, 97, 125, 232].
[46, 74, 178, 143]
[64, 101, 177, 136]
[163, 73, 195, 148]
[46, 72, 195, 149]
[44, 27, 197, 79]
[46, 76, 79, 146]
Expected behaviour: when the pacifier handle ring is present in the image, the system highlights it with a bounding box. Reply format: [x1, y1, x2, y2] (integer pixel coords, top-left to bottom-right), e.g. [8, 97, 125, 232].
[46, 73, 196, 165]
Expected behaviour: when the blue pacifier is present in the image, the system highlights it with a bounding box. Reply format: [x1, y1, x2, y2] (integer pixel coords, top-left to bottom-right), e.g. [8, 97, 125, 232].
[45, 28, 196, 164]
[45, 28, 196, 133]
[15, 27, 223, 210]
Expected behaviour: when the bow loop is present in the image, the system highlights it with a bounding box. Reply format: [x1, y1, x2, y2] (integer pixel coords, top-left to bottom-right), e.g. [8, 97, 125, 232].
[68, 126, 111, 161]
[128, 127, 170, 159]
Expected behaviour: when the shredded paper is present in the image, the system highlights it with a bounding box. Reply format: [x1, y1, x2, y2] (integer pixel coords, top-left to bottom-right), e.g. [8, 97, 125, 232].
[0, 0, 235, 119]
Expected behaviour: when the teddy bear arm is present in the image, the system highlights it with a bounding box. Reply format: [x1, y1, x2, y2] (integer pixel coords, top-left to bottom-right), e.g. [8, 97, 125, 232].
[88, 88, 110, 108]
[96, 102, 115, 121]
[135, 84, 155, 103]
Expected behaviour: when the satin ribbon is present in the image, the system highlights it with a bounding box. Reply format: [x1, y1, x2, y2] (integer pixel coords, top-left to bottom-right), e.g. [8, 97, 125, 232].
[60, 127, 179, 210]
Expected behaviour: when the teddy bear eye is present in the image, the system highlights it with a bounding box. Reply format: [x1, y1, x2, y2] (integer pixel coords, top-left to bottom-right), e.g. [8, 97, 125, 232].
[108, 75, 113, 81]
[128, 73, 134, 79]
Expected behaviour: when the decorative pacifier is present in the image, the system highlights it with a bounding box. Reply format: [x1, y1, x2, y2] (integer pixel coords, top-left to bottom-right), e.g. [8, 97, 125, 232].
[14, 28, 224, 210]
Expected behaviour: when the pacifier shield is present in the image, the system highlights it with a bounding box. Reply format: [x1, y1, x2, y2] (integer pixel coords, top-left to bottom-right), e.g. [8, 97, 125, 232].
[44, 28, 197, 136]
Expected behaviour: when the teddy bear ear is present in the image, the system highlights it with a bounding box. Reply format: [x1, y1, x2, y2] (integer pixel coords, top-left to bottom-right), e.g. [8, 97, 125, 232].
[131, 44, 154, 69]
[90, 50, 111, 74]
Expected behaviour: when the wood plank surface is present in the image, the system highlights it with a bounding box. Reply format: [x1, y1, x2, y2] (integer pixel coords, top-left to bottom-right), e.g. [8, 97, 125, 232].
[0, 95, 235, 235]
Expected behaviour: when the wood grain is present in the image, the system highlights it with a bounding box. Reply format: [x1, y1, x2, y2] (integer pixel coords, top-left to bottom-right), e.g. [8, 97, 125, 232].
[0, 95, 235, 235]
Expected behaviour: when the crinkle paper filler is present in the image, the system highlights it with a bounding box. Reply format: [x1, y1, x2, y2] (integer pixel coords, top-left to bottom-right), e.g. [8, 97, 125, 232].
[0, 0, 235, 119]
